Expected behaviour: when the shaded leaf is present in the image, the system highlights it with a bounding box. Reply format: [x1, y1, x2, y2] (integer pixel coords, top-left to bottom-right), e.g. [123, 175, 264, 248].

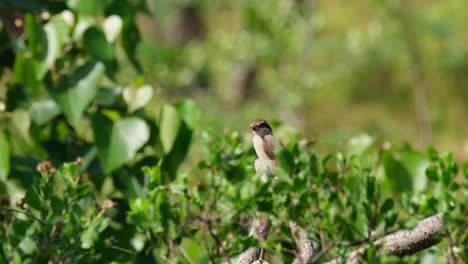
[83, 27, 114, 62]
[399, 150, 429, 192]
[122, 16, 142, 72]
[382, 151, 413, 192]
[48, 61, 104, 125]
[25, 188, 41, 210]
[380, 198, 394, 214]
[425, 164, 439, 182]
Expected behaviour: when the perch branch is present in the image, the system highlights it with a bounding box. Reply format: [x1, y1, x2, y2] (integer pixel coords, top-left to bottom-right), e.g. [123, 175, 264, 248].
[235, 212, 271, 264]
[324, 214, 444, 264]
[290, 221, 315, 264]
[236, 247, 262, 264]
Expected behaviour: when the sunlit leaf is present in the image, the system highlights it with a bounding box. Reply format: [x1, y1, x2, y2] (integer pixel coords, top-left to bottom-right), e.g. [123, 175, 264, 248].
[123, 85, 153, 113]
[92, 115, 150, 173]
[13, 54, 40, 96]
[6, 110, 36, 155]
[160, 104, 181, 154]
[103, 15, 123, 42]
[0, 132, 10, 179]
[67, 0, 113, 15]
[175, 99, 200, 130]
[29, 100, 61, 125]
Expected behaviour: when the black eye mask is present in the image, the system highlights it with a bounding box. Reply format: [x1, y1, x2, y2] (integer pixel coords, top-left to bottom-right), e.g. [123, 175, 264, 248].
[259, 122, 272, 131]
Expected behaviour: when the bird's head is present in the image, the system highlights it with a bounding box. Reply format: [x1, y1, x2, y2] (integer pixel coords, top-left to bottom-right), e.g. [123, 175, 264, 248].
[250, 119, 273, 137]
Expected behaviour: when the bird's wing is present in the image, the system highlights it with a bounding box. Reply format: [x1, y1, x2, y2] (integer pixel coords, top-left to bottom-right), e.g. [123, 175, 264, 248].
[263, 134, 277, 161]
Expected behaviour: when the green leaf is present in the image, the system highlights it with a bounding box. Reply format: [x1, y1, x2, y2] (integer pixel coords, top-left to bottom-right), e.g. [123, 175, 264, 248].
[81, 218, 110, 249]
[463, 163, 468, 178]
[425, 164, 439, 182]
[25, 14, 41, 57]
[92, 115, 150, 173]
[19, 237, 38, 255]
[399, 150, 429, 192]
[427, 145, 439, 161]
[0, 132, 10, 179]
[366, 176, 376, 201]
[181, 238, 205, 263]
[278, 147, 295, 175]
[35, 17, 68, 78]
[25, 188, 41, 210]
[102, 15, 123, 43]
[366, 244, 377, 262]
[83, 27, 114, 62]
[6, 110, 36, 155]
[162, 125, 192, 181]
[73, 15, 94, 40]
[128, 198, 152, 229]
[175, 99, 200, 130]
[382, 151, 413, 193]
[49, 62, 104, 125]
[122, 17, 142, 72]
[129, 198, 149, 213]
[67, 0, 113, 15]
[380, 198, 394, 214]
[94, 87, 121, 106]
[29, 100, 62, 125]
[13, 54, 40, 96]
[143, 159, 163, 190]
[123, 85, 153, 113]
[160, 104, 181, 154]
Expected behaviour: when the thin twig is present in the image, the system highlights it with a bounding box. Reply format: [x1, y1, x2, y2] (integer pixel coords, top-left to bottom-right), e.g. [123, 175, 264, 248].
[311, 242, 335, 263]
[0, 207, 47, 225]
[207, 220, 232, 264]
[108, 244, 136, 255]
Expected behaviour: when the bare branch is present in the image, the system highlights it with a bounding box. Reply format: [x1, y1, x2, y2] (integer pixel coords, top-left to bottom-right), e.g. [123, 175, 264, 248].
[250, 212, 271, 242]
[236, 247, 261, 264]
[0, 207, 47, 225]
[324, 214, 444, 264]
[290, 221, 315, 264]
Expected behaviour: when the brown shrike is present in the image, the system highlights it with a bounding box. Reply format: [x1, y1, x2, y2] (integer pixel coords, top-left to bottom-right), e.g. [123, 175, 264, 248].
[250, 119, 282, 182]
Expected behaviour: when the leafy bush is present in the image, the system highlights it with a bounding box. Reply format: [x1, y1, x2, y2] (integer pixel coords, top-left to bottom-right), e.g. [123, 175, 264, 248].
[1, 128, 466, 263]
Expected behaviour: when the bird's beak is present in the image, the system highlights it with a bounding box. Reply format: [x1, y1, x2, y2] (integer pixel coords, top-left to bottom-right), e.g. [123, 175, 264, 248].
[250, 124, 255, 130]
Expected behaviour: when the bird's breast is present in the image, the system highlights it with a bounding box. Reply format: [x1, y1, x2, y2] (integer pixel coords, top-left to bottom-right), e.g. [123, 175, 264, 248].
[253, 135, 276, 161]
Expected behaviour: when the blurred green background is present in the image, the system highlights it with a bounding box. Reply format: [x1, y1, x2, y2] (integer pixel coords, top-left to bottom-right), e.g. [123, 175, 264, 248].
[131, 0, 468, 156]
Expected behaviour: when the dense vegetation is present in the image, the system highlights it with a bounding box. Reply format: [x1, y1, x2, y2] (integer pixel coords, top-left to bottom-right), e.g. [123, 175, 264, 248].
[0, 0, 466, 263]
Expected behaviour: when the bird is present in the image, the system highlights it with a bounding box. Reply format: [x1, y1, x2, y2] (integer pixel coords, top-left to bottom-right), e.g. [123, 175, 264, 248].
[250, 119, 282, 182]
